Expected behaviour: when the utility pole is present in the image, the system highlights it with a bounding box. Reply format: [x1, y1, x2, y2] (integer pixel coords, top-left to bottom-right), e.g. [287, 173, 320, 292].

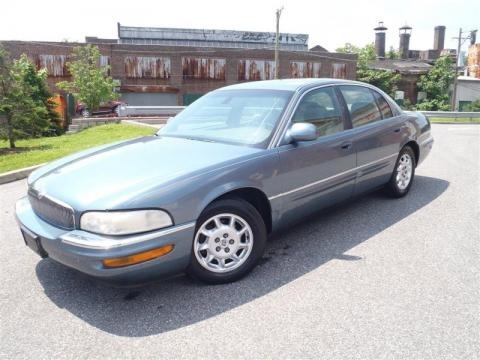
[451, 28, 462, 111]
[274, 7, 284, 79]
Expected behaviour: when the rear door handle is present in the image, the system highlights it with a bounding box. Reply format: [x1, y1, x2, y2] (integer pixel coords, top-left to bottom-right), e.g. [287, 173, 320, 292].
[394, 128, 401, 133]
[340, 142, 353, 150]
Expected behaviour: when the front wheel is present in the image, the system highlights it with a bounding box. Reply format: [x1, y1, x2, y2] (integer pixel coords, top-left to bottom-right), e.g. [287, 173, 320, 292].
[187, 198, 267, 284]
[384, 146, 416, 198]
[81, 108, 91, 117]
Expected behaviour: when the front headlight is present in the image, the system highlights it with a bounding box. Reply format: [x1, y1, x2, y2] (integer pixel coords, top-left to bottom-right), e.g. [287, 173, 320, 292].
[80, 210, 173, 236]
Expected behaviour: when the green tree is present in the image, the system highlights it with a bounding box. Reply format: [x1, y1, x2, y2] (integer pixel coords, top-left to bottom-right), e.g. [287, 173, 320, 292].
[337, 43, 376, 65]
[464, 98, 480, 112]
[337, 43, 400, 96]
[387, 47, 400, 60]
[21, 54, 62, 132]
[356, 43, 377, 66]
[357, 44, 400, 96]
[0, 47, 51, 148]
[416, 56, 455, 111]
[58, 44, 117, 113]
[335, 43, 360, 54]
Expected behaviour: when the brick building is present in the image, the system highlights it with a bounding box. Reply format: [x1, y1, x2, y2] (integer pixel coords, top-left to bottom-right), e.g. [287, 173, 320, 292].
[370, 23, 460, 104]
[368, 60, 432, 103]
[467, 43, 480, 79]
[0, 24, 357, 106]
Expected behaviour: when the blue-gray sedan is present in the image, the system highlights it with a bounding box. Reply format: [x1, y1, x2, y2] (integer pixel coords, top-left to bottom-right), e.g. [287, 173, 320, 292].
[15, 79, 433, 284]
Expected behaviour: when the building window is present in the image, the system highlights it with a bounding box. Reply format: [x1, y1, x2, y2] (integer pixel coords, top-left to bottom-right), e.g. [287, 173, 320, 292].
[331, 63, 347, 79]
[290, 62, 321, 78]
[99, 55, 111, 75]
[237, 59, 276, 81]
[36, 55, 69, 77]
[124, 56, 171, 79]
[182, 57, 226, 80]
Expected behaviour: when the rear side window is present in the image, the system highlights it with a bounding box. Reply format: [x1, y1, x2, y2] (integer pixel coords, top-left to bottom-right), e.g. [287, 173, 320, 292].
[339, 85, 382, 127]
[372, 90, 393, 119]
[292, 87, 344, 137]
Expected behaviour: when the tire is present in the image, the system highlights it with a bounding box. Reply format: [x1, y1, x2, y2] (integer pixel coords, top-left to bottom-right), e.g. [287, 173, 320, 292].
[384, 145, 416, 198]
[187, 198, 267, 284]
[81, 109, 90, 118]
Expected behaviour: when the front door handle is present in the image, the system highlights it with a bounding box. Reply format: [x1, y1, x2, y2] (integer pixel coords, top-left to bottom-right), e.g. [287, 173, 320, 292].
[394, 128, 401, 133]
[340, 142, 352, 150]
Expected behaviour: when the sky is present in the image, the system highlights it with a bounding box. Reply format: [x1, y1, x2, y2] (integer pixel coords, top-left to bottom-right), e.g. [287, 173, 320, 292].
[1, 0, 478, 54]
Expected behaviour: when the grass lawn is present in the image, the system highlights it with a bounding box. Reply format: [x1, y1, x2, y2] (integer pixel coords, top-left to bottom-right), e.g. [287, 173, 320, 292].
[428, 116, 480, 124]
[0, 124, 156, 174]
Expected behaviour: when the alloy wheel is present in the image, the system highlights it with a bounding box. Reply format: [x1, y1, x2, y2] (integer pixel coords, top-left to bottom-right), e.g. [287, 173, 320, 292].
[396, 153, 413, 190]
[193, 213, 254, 273]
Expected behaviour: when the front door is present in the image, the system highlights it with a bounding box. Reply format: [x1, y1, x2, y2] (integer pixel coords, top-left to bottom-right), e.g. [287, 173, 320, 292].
[273, 86, 356, 224]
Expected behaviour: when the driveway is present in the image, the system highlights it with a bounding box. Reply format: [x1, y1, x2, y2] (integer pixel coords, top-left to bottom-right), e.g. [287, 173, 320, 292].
[0, 124, 478, 359]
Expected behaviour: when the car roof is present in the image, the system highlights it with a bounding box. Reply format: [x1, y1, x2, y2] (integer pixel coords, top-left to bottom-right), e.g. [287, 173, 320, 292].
[219, 78, 365, 92]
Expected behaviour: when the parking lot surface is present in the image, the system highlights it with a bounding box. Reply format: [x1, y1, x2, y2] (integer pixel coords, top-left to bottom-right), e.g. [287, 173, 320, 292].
[0, 124, 478, 359]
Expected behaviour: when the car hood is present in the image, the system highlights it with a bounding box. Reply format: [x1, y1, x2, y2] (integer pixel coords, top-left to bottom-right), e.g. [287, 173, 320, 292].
[29, 135, 263, 210]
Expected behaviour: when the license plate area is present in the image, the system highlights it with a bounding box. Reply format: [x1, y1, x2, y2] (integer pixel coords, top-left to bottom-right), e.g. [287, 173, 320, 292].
[21, 227, 48, 258]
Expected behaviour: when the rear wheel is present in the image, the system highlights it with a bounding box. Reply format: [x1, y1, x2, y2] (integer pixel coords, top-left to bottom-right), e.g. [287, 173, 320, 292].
[187, 198, 267, 284]
[81, 108, 90, 117]
[384, 146, 416, 198]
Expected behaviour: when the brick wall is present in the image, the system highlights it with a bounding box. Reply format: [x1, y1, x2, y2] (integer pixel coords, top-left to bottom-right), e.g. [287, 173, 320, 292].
[467, 43, 480, 79]
[1, 40, 357, 105]
[397, 74, 422, 104]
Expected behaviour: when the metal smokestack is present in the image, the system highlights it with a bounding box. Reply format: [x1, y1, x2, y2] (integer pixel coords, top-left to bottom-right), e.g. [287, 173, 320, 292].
[434, 25, 446, 50]
[470, 30, 477, 46]
[374, 21, 388, 59]
[399, 25, 412, 59]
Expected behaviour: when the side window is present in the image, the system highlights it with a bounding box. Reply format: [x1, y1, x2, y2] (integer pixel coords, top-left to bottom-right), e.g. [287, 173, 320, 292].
[292, 87, 344, 137]
[371, 90, 393, 119]
[339, 85, 382, 127]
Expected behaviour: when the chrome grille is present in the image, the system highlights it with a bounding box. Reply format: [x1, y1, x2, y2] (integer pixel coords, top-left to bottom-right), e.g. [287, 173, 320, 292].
[28, 190, 75, 230]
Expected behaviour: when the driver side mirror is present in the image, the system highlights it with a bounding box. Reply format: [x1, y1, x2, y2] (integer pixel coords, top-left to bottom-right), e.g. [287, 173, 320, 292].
[286, 122, 317, 143]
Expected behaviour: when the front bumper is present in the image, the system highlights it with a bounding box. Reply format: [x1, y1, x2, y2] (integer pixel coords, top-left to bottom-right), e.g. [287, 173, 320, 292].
[15, 197, 196, 284]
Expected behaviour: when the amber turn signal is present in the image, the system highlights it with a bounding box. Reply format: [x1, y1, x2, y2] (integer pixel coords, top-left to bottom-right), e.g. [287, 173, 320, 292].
[102, 245, 174, 268]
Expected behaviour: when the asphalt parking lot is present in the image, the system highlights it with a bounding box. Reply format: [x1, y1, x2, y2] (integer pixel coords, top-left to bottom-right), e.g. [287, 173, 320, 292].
[0, 124, 478, 359]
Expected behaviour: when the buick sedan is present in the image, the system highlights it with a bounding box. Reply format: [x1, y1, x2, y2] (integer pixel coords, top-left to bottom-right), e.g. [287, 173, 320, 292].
[16, 79, 433, 284]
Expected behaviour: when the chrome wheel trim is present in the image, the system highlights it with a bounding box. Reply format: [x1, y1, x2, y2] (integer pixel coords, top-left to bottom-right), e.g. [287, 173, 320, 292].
[194, 213, 254, 273]
[396, 153, 413, 190]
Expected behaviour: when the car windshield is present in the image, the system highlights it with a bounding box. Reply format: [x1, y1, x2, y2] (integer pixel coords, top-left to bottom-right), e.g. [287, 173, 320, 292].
[158, 89, 293, 147]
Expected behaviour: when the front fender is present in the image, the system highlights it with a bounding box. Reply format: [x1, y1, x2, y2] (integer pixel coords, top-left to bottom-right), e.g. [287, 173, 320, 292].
[196, 181, 266, 221]
[131, 150, 281, 226]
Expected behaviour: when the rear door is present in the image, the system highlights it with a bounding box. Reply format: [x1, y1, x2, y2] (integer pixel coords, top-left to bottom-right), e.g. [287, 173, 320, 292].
[337, 85, 404, 194]
[273, 86, 356, 224]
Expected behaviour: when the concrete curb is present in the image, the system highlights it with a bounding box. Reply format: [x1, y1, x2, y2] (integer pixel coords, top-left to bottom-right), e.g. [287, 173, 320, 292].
[0, 163, 45, 185]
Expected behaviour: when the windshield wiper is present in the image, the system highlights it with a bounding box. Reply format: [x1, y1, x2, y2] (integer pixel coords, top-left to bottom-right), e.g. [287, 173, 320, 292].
[185, 137, 216, 143]
[160, 134, 217, 143]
